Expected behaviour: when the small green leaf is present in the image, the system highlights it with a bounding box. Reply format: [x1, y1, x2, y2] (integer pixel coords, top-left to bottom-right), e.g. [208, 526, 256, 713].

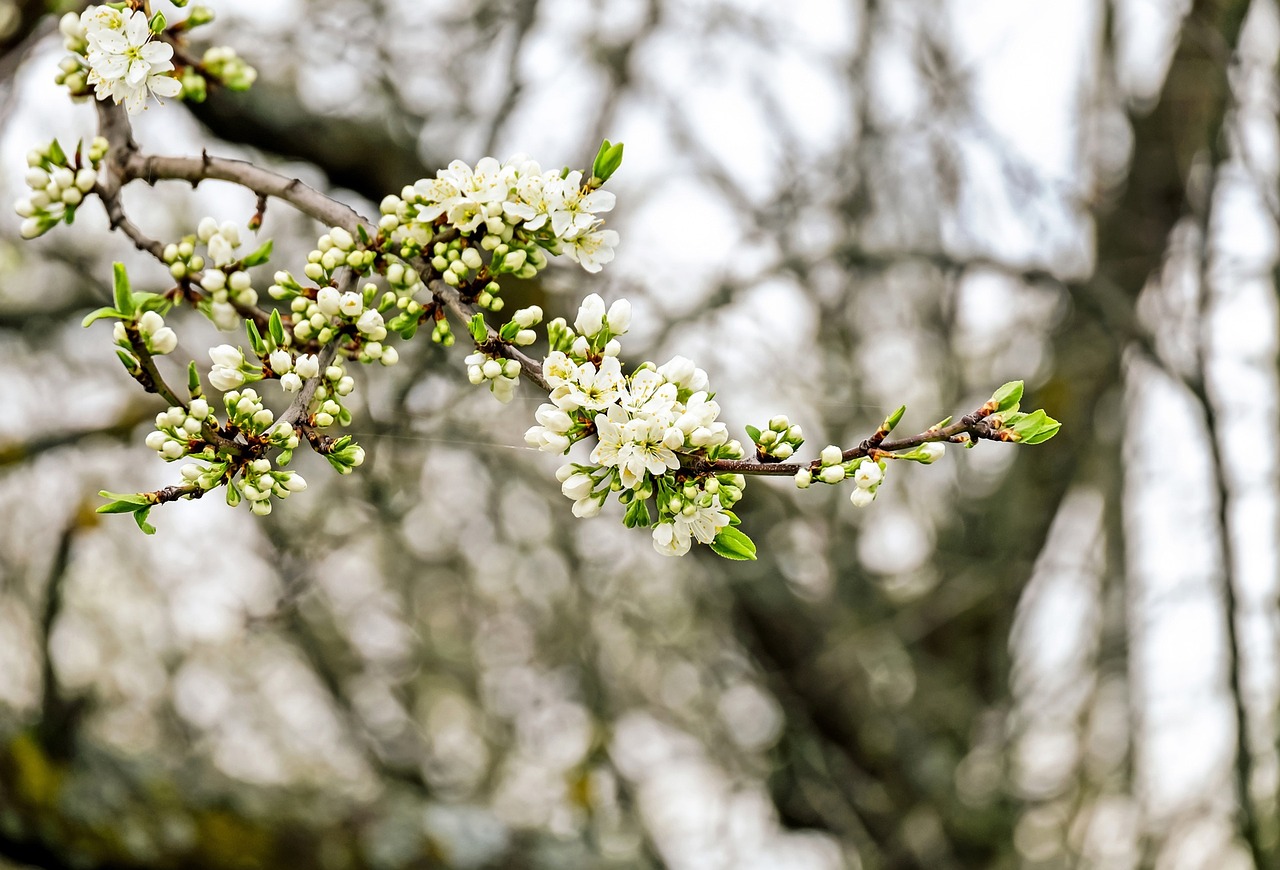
[245, 319, 265, 356]
[82, 307, 122, 327]
[187, 362, 202, 397]
[96, 491, 150, 513]
[468, 313, 487, 343]
[745, 424, 762, 443]
[241, 239, 273, 267]
[882, 405, 906, 433]
[711, 526, 757, 561]
[133, 507, 156, 534]
[47, 139, 66, 166]
[136, 293, 173, 314]
[592, 140, 624, 183]
[356, 224, 371, 245]
[991, 381, 1023, 413]
[498, 320, 520, 341]
[112, 263, 134, 317]
[722, 509, 741, 527]
[268, 309, 285, 346]
[115, 349, 138, 372]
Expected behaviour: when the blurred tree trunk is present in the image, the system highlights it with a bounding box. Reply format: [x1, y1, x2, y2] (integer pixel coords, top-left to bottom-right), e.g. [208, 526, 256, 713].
[733, 1, 1253, 867]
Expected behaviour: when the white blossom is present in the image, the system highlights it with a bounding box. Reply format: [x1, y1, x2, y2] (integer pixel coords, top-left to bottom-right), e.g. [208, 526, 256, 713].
[562, 226, 619, 274]
[82, 9, 181, 115]
[294, 353, 320, 379]
[853, 460, 882, 489]
[652, 521, 692, 557]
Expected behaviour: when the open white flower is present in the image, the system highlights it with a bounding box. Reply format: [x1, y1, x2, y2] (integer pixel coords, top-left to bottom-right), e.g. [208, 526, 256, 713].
[83, 9, 180, 115]
[562, 226, 619, 274]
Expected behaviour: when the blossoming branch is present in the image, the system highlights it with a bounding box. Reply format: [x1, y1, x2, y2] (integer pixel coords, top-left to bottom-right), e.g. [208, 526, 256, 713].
[14, 1, 1060, 559]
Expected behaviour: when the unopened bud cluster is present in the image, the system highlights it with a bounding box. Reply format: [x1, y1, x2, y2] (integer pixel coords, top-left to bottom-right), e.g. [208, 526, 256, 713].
[465, 352, 522, 403]
[751, 414, 805, 461]
[14, 138, 105, 239]
[113, 310, 178, 356]
[145, 402, 210, 462]
[794, 445, 886, 508]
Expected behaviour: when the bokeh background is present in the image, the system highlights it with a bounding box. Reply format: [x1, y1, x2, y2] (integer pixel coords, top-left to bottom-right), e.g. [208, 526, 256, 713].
[1, 0, 1278, 867]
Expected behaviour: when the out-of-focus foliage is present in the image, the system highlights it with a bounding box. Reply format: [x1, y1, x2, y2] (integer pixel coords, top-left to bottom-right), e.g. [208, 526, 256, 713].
[1, 1, 1278, 869]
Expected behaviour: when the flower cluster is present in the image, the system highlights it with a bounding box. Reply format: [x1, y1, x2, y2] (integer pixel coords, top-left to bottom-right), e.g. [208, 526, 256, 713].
[113, 310, 177, 356]
[199, 45, 257, 92]
[269, 228, 413, 364]
[308, 361, 356, 428]
[144, 402, 210, 462]
[748, 414, 805, 461]
[465, 351, 522, 403]
[64, 6, 182, 115]
[379, 156, 619, 283]
[794, 446, 888, 508]
[524, 294, 752, 557]
[14, 138, 105, 239]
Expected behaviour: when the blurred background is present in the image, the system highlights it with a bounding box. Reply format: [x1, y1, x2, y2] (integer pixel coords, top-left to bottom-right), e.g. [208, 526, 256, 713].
[1, 0, 1278, 867]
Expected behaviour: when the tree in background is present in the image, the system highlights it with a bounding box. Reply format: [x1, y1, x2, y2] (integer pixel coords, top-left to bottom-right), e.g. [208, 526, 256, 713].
[0, 1, 1274, 869]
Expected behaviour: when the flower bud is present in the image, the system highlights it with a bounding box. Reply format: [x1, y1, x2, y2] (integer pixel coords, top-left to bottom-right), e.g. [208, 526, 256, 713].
[606, 298, 631, 334]
[850, 487, 875, 508]
[819, 465, 845, 484]
[820, 444, 843, 466]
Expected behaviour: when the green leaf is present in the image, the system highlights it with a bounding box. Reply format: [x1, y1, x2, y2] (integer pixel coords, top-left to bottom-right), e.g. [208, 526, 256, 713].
[882, 405, 906, 433]
[115, 349, 138, 372]
[722, 509, 741, 527]
[745, 424, 762, 443]
[498, 320, 520, 341]
[991, 380, 1023, 413]
[148, 11, 166, 32]
[1018, 414, 1059, 442]
[999, 409, 1060, 445]
[96, 490, 150, 513]
[136, 293, 173, 314]
[47, 139, 66, 166]
[241, 239, 273, 268]
[468, 312, 487, 343]
[268, 309, 285, 346]
[82, 306, 122, 327]
[133, 507, 156, 534]
[112, 262, 134, 317]
[592, 140, 624, 183]
[187, 362, 202, 397]
[711, 526, 757, 561]
[245, 319, 265, 356]
[356, 224, 371, 245]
